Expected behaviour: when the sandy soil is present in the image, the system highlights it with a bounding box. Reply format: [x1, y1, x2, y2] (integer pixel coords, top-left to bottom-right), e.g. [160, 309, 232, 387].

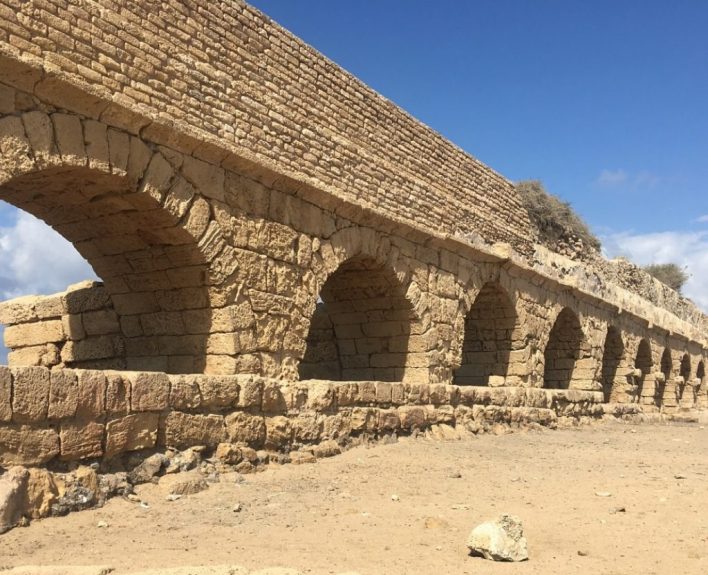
[1, 420, 706, 575]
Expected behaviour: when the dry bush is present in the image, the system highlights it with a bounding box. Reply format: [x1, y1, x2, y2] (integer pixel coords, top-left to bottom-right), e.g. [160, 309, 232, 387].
[643, 263, 689, 292]
[516, 180, 601, 251]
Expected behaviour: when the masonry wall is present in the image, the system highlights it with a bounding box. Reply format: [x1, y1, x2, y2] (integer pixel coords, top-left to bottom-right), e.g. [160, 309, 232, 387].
[0, 365, 616, 467]
[0, 0, 534, 255]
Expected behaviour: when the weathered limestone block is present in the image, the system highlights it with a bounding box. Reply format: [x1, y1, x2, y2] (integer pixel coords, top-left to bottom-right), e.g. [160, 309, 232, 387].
[262, 380, 288, 413]
[306, 381, 335, 411]
[398, 406, 428, 430]
[292, 413, 323, 443]
[105, 413, 159, 457]
[225, 411, 266, 448]
[169, 375, 202, 411]
[11, 366, 50, 423]
[198, 375, 239, 410]
[265, 416, 293, 450]
[335, 383, 358, 407]
[0, 366, 11, 422]
[129, 371, 170, 411]
[105, 372, 130, 415]
[162, 412, 224, 449]
[7, 344, 61, 368]
[350, 407, 377, 432]
[60, 421, 105, 460]
[0, 466, 29, 534]
[47, 369, 78, 420]
[237, 376, 263, 409]
[4, 319, 66, 349]
[24, 468, 61, 520]
[76, 370, 107, 419]
[378, 408, 401, 431]
[0, 425, 60, 466]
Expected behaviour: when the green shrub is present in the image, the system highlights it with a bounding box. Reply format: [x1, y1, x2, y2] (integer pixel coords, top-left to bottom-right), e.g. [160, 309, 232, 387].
[516, 180, 601, 251]
[643, 263, 689, 292]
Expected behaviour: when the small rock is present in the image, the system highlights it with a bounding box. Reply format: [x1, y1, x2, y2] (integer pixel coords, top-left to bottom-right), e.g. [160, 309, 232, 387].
[289, 451, 316, 465]
[611, 506, 626, 514]
[0, 467, 29, 534]
[312, 440, 342, 459]
[233, 503, 243, 513]
[595, 491, 612, 498]
[97, 520, 109, 528]
[234, 461, 255, 474]
[128, 453, 168, 485]
[674, 474, 687, 480]
[577, 549, 589, 556]
[391, 494, 400, 502]
[467, 514, 529, 562]
[166, 494, 182, 502]
[448, 471, 462, 479]
[139, 502, 150, 509]
[215, 443, 243, 465]
[126, 493, 140, 502]
[158, 470, 209, 496]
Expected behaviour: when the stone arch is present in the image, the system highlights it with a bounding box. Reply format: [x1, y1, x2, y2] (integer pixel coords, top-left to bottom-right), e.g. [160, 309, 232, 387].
[601, 326, 624, 402]
[0, 110, 231, 374]
[299, 255, 424, 382]
[543, 307, 584, 389]
[633, 339, 653, 402]
[698, 360, 706, 386]
[453, 281, 519, 386]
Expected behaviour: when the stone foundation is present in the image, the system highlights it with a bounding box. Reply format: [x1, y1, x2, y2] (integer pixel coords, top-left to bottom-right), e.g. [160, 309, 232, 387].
[0, 365, 618, 468]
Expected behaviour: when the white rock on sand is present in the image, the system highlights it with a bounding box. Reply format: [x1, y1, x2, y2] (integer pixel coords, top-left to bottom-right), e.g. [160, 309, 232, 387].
[467, 513, 529, 562]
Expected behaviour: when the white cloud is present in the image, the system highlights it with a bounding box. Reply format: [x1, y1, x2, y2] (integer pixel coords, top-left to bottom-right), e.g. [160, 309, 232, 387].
[0, 207, 97, 362]
[696, 215, 708, 224]
[602, 230, 708, 312]
[597, 169, 628, 187]
[596, 169, 660, 190]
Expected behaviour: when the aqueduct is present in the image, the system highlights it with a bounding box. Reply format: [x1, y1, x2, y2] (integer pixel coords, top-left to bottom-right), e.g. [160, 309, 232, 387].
[0, 0, 706, 473]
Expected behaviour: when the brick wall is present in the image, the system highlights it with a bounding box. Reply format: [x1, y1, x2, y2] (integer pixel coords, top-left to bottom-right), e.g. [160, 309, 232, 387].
[0, 0, 534, 255]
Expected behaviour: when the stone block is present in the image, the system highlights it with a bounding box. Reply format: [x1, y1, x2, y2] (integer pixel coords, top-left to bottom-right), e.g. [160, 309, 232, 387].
[60, 421, 105, 460]
[162, 412, 224, 449]
[105, 413, 159, 458]
[335, 383, 358, 406]
[265, 416, 293, 450]
[0, 424, 60, 466]
[169, 375, 202, 411]
[0, 366, 11, 422]
[375, 382, 393, 404]
[237, 376, 263, 409]
[76, 370, 107, 419]
[11, 366, 50, 423]
[306, 381, 335, 411]
[47, 368, 78, 420]
[350, 407, 377, 432]
[4, 320, 65, 347]
[105, 372, 130, 415]
[198, 375, 240, 410]
[292, 413, 323, 442]
[262, 380, 288, 413]
[225, 411, 266, 448]
[129, 371, 170, 412]
[398, 406, 428, 430]
[7, 343, 60, 368]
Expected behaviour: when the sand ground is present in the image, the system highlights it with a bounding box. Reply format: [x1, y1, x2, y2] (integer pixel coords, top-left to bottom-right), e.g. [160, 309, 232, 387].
[1, 420, 706, 575]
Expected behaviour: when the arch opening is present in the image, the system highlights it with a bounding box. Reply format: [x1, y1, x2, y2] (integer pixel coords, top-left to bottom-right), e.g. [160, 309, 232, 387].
[299, 256, 419, 382]
[656, 347, 673, 406]
[633, 339, 653, 403]
[601, 326, 624, 402]
[454, 282, 518, 386]
[678, 353, 691, 400]
[543, 307, 584, 390]
[0, 166, 211, 374]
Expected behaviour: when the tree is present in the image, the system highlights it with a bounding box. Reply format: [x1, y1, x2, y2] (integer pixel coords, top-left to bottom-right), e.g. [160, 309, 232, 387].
[643, 263, 689, 292]
[515, 180, 601, 251]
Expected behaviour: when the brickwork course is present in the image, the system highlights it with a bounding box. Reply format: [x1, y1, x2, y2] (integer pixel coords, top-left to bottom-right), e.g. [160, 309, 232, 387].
[0, 0, 705, 476]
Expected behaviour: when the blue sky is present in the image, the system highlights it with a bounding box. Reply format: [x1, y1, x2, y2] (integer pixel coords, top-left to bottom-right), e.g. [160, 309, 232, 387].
[1, 1, 707, 361]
